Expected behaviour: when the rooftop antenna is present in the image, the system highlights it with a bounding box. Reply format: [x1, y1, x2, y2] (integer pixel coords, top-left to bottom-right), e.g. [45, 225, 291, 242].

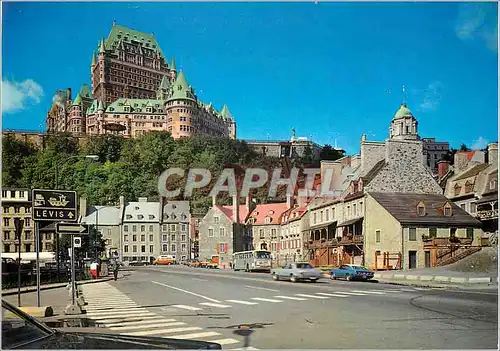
[402, 85, 407, 106]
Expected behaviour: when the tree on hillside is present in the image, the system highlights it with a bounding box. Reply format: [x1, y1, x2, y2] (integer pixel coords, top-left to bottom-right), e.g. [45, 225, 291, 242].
[319, 144, 344, 161]
[459, 143, 470, 152]
[2, 136, 35, 187]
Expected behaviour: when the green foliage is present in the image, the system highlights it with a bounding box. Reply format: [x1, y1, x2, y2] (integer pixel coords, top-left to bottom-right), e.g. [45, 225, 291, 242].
[319, 144, 344, 161]
[459, 143, 470, 152]
[2, 136, 36, 187]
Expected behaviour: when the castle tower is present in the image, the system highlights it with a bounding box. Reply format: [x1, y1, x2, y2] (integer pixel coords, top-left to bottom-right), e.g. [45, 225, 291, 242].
[156, 74, 171, 100]
[221, 104, 236, 140]
[389, 103, 419, 140]
[165, 71, 197, 139]
[169, 57, 177, 82]
[69, 93, 83, 135]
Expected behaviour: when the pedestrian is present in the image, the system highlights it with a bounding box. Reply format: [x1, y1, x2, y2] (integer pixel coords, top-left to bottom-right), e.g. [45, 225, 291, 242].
[112, 259, 120, 281]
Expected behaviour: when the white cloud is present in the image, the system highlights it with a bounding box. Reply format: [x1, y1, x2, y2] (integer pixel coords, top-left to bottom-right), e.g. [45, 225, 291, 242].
[419, 81, 443, 112]
[1, 79, 44, 114]
[455, 3, 498, 53]
[471, 136, 489, 150]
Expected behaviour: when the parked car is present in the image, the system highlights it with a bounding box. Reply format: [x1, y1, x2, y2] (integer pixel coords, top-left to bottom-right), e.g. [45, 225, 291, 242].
[330, 264, 374, 281]
[2, 299, 221, 349]
[153, 255, 176, 265]
[271, 262, 322, 283]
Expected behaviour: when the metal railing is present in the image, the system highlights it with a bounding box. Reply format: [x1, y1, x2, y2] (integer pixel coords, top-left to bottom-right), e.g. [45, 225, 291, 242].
[477, 209, 498, 220]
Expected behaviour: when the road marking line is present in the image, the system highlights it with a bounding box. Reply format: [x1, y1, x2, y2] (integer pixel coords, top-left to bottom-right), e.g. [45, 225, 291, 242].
[86, 310, 150, 317]
[109, 321, 186, 331]
[172, 304, 204, 311]
[97, 315, 158, 323]
[251, 297, 283, 303]
[169, 331, 221, 340]
[367, 289, 399, 293]
[274, 295, 307, 301]
[152, 281, 221, 303]
[351, 290, 386, 295]
[85, 304, 139, 311]
[85, 300, 135, 304]
[332, 291, 366, 296]
[199, 302, 232, 308]
[126, 327, 203, 337]
[230, 347, 259, 350]
[226, 299, 259, 305]
[244, 285, 280, 292]
[295, 294, 329, 299]
[105, 318, 176, 327]
[211, 338, 240, 345]
[316, 292, 349, 297]
[192, 278, 209, 282]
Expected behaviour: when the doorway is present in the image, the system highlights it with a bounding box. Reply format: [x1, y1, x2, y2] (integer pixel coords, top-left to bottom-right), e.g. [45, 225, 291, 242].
[424, 251, 431, 268]
[409, 251, 417, 269]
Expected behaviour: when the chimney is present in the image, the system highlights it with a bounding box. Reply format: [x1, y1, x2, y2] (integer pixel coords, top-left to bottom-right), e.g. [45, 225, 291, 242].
[286, 194, 294, 208]
[246, 194, 252, 213]
[437, 160, 450, 179]
[488, 143, 498, 166]
[212, 195, 217, 207]
[79, 196, 87, 220]
[119, 195, 125, 208]
[232, 195, 240, 224]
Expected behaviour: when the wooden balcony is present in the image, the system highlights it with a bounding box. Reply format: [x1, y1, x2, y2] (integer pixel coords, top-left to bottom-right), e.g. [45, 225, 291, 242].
[423, 236, 473, 247]
[477, 209, 498, 221]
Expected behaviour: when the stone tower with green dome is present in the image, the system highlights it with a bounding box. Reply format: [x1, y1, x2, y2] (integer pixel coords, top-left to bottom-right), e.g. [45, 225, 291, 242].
[389, 103, 419, 140]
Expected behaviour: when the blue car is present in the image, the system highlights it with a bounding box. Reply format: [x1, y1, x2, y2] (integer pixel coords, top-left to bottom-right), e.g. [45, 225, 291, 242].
[330, 264, 374, 281]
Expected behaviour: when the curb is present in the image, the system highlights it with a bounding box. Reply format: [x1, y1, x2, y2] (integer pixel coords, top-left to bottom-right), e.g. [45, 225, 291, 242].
[1, 277, 114, 296]
[373, 273, 494, 285]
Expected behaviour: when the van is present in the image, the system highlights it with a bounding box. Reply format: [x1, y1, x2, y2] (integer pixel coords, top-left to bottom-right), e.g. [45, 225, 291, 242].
[153, 255, 176, 265]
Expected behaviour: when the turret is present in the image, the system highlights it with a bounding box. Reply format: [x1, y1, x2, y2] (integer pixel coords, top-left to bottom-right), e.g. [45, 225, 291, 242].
[169, 57, 177, 82]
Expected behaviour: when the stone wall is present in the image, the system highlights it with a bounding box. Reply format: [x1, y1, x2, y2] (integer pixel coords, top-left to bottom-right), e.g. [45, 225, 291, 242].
[360, 141, 385, 175]
[198, 207, 234, 262]
[365, 139, 442, 194]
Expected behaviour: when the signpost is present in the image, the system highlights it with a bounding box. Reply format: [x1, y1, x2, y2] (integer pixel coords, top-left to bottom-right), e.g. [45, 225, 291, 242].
[14, 218, 24, 307]
[32, 189, 77, 308]
[56, 222, 89, 314]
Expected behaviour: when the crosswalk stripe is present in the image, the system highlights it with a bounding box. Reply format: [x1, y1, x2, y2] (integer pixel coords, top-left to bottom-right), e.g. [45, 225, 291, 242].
[109, 321, 186, 331]
[316, 292, 349, 297]
[86, 307, 148, 315]
[211, 338, 240, 345]
[295, 294, 329, 299]
[85, 304, 139, 311]
[351, 290, 386, 295]
[226, 300, 259, 305]
[169, 331, 221, 340]
[172, 304, 203, 311]
[104, 318, 176, 327]
[274, 295, 307, 301]
[97, 315, 158, 323]
[126, 326, 203, 337]
[367, 289, 399, 293]
[87, 310, 151, 318]
[86, 301, 136, 306]
[199, 302, 232, 308]
[332, 291, 366, 296]
[251, 297, 283, 303]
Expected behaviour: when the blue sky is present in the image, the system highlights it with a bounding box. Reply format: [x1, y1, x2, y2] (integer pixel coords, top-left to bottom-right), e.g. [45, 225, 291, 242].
[2, 2, 498, 155]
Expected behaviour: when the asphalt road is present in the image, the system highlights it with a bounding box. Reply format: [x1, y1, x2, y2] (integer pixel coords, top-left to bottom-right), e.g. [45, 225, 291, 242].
[77, 265, 498, 349]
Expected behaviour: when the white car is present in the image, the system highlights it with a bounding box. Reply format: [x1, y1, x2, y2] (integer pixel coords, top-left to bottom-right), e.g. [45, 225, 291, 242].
[271, 262, 323, 283]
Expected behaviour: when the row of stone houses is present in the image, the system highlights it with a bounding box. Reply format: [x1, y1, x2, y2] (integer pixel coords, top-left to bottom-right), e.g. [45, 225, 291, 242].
[198, 102, 496, 270]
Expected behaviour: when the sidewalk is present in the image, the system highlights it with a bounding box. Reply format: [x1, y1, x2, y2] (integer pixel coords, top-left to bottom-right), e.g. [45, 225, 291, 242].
[1, 276, 113, 296]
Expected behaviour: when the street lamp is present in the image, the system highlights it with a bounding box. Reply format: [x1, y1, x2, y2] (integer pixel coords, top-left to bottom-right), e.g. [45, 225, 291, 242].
[53, 154, 99, 281]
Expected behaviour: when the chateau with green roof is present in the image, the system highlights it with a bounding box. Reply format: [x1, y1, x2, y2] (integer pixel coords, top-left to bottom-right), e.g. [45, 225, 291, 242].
[47, 22, 236, 139]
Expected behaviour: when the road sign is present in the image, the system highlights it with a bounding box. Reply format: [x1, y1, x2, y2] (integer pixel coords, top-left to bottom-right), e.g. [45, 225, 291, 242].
[73, 237, 82, 248]
[56, 223, 89, 235]
[32, 189, 77, 222]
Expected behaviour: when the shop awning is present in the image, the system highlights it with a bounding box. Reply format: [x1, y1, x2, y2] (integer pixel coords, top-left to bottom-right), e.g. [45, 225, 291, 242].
[337, 217, 363, 227]
[477, 194, 498, 204]
[309, 221, 337, 231]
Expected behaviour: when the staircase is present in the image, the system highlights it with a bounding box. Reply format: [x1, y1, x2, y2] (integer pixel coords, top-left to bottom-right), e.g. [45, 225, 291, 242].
[436, 247, 482, 267]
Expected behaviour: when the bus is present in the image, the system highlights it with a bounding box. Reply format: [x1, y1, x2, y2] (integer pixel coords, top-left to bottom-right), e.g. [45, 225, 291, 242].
[232, 250, 272, 272]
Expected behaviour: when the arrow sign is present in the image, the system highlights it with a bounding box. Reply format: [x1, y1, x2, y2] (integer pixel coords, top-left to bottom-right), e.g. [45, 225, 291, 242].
[56, 223, 89, 235]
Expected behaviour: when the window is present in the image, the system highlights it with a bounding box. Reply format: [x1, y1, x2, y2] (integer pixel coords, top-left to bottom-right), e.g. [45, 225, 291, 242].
[409, 228, 417, 241]
[132, 225, 137, 232]
[162, 234, 168, 242]
[132, 235, 137, 242]
[219, 243, 226, 253]
[359, 202, 363, 214]
[124, 245, 129, 253]
[208, 229, 214, 237]
[162, 224, 167, 231]
[470, 202, 477, 214]
[490, 179, 497, 190]
[141, 225, 145, 232]
[181, 234, 187, 241]
[25, 244, 31, 252]
[375, 230, 381, 243]
[219, 228, 225, 237]
[3, 231, 10, 240]
[124, 234, 128, 241]
[320, 211, 323, 222]
[466, 228, 474, 239]
[347, 206, 351, 217]
[429, 228, 437, 238]
[124, 225, 129, 232]
[24, 231, 31, 240]
[4, 218, 9, 226]
[149, 225, 153, 232]
[325, 210, 329, 221]
[25, 218, 31, 227]
[150, 245, 154, 253]
[141, 234, 145, 241]
[450, 228, 457, 237]
[214, 217, 220, 224]
[4, 244, 10, 252]
[181, 224, 187, 232]
[332, 208, 335, 219]
[170, 224, 177, 232]
[259, 229, 265, 239]
[171, 234, 176, 241]
[171, 244, 176, 252]
[465, 181, 474, 193]
[444, 203, 452, 216]
[181, 243, 187, 252]
[460, 204, 466, 210]
[141, 245, 146, 253]
[271, 229, 277, 238]
[353, 205, 357, 216]
[313, 213, 317, 224]
[454, 184, 461, 196]
[149, 235, 153, 241]
[162, 244, 168, 252]
[133, 245, 137, 252]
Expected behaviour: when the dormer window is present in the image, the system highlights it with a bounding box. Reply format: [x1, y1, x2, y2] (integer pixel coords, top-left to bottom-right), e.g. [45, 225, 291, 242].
[149, 215, 155, 220]
[417, 201, 426, 217]
[444, 202, 453, 217]
[124, 106, 130, 112]
[126, 214, 132, 219]
[146, 107, 153, 113]
[137, 214, 144, 220]
[465, 180, 474, 193]
[454, 184, 462, 196]
[264, 217, 272, 224]
[490, 179, 497, 190]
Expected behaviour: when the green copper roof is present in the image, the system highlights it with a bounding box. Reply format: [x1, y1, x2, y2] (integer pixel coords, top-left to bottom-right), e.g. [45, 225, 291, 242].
[91, 52, 96, 65]
[105, 98, 165, 114]
[72, 93, 82, 106]
[166, 71, 196, 102]
[158, 75, 170, 91]
[170, 57, 176, 71]
[98, 100, 105, 111]
[220, 104, 233, 121]
[393, 103, 414, 120]
[99, 39, 106, 54]
[87, 99, 99, 114]
[104, 24, 165, 61]
[79, 84, 93, 99]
